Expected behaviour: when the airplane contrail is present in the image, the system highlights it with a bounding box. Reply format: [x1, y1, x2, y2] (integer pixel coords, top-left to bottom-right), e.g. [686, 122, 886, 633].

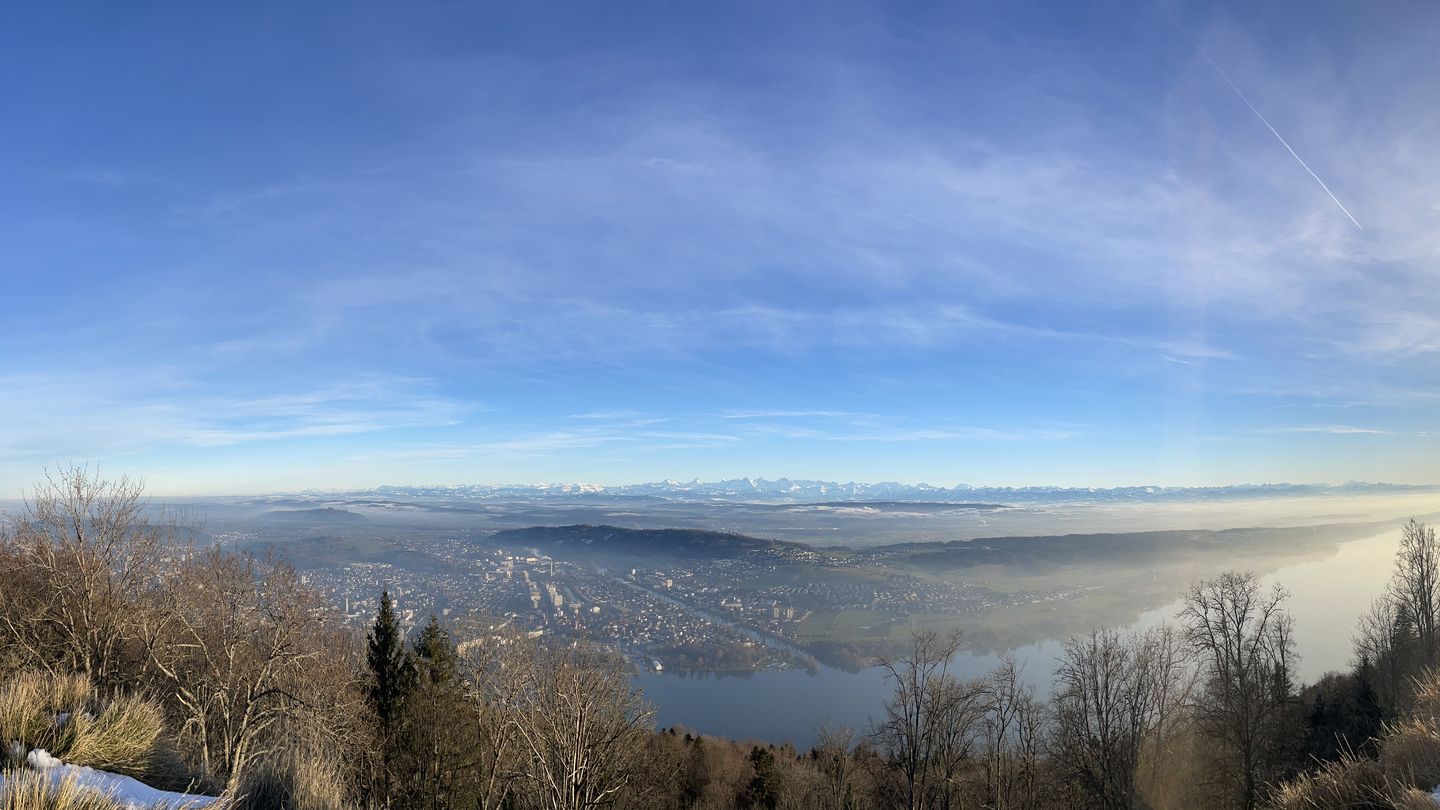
[1163, 8, 1362, 230]
[1195, 48, 1363, 231]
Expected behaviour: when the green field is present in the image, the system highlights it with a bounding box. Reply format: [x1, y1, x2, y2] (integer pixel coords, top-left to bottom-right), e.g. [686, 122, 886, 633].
[798, 609, 909, 643]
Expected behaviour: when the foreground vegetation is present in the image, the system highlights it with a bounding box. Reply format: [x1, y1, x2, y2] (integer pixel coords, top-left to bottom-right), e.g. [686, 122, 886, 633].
[1, 467, 1438, 808]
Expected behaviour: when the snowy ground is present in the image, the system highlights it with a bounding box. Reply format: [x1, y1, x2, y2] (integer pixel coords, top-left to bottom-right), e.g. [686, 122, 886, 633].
[0, 748, 219, 809]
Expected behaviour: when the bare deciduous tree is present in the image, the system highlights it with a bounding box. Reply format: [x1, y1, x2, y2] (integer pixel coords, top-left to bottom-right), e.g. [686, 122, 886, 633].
[503, 643, 655, 810]
[0, 469, 369, 801]
[1051, 627, 1194, 809]
[980, 654, 1046, 810]
[1177, 571, 1296, 810]
[1140, 625, 1196, 794]
[811, 724, 862, 810]
[1391, 519, 1439, 666]
[144, 546, 333, 786]
[0, 466, 180, 686]
[872, 630, 986, 810]
[1353, 593, 1414, 714]
[461, 636, 530, 810]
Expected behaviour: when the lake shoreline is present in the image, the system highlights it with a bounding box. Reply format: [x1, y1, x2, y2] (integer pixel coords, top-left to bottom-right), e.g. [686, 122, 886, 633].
[635, 529, 1403, 748]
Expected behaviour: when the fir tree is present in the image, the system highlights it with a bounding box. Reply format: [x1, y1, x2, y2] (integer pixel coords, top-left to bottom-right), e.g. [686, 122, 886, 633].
[744, 745, 779, 810]
[681, 735, 708, 806]
[367, 589, 413, 734]
[398, 613, 475, 808]
[1352, 669, 1384, 750]
[1303, 692, 1334, 762]
[413, 613, 457, 686]
[366, 590, 416, 807]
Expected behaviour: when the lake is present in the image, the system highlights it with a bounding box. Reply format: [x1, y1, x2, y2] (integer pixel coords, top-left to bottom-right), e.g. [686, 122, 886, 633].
[636, 529, 1402, 748]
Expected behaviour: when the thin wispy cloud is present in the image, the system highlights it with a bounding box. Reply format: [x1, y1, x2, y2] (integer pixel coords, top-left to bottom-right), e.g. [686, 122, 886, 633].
[65, 169, 164, 187]
[4, 1, 1439, 491]
[567, 410, 658, 421]
[0, 373, 469, 457]
[1261, 425, 1396, 436]
[718, 410, 863, 420]
[826, 427, 1082, 443]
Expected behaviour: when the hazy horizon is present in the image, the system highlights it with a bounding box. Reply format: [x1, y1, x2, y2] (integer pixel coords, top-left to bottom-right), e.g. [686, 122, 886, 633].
[5, 471, 1440, 500]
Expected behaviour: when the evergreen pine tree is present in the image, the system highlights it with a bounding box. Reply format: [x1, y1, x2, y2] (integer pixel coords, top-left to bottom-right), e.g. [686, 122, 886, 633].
[1394, 602, 1419, 666]
[397, 612, 476, 808]
[681, 735, 708, 806]
[1352, 669, 1384, 751]
[367, 589, 413, 734]
[413, 613, 457, 685]
[366, 589, 413, 807]
[1303, 692, 1333, 762]
[744, 745, 779, 810]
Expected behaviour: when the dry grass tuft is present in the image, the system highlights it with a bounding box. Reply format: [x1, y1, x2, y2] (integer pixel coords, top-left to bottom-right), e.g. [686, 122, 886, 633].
[1379, 716, 1440, 792]
[1392, 787, 1440, 810]
[0, 673, 164, 779]
[1410, 669, 1440, 719]
[0, 674, 90, 765]
[61, 698, 165, 779]
[1268, 755, 1393, 809]
[0, 769, 128, 810]
[225, 745, 346, 810]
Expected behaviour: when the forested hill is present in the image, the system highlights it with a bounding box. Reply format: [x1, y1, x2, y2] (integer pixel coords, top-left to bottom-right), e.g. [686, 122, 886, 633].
[489, 520, 1392, 567]
[261, 506, 366, 523]
[488, 524, 807, 558]
[869, 520, 1390, 570]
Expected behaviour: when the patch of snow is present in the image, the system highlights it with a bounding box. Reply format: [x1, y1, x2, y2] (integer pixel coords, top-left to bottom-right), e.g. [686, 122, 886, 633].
[26, 748, 64, 769]
[3, 748, 220, 809]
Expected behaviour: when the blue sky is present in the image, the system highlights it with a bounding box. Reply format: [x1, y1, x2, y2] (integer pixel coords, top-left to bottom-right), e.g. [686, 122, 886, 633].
[3, 1, 1439, 494]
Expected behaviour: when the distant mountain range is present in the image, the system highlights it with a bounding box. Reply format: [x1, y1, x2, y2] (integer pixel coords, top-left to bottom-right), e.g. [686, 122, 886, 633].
[294, 477, 1438, 505]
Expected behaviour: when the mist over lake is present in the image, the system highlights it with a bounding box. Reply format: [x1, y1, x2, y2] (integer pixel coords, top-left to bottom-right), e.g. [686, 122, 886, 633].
[639, 528, 1403, 748]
